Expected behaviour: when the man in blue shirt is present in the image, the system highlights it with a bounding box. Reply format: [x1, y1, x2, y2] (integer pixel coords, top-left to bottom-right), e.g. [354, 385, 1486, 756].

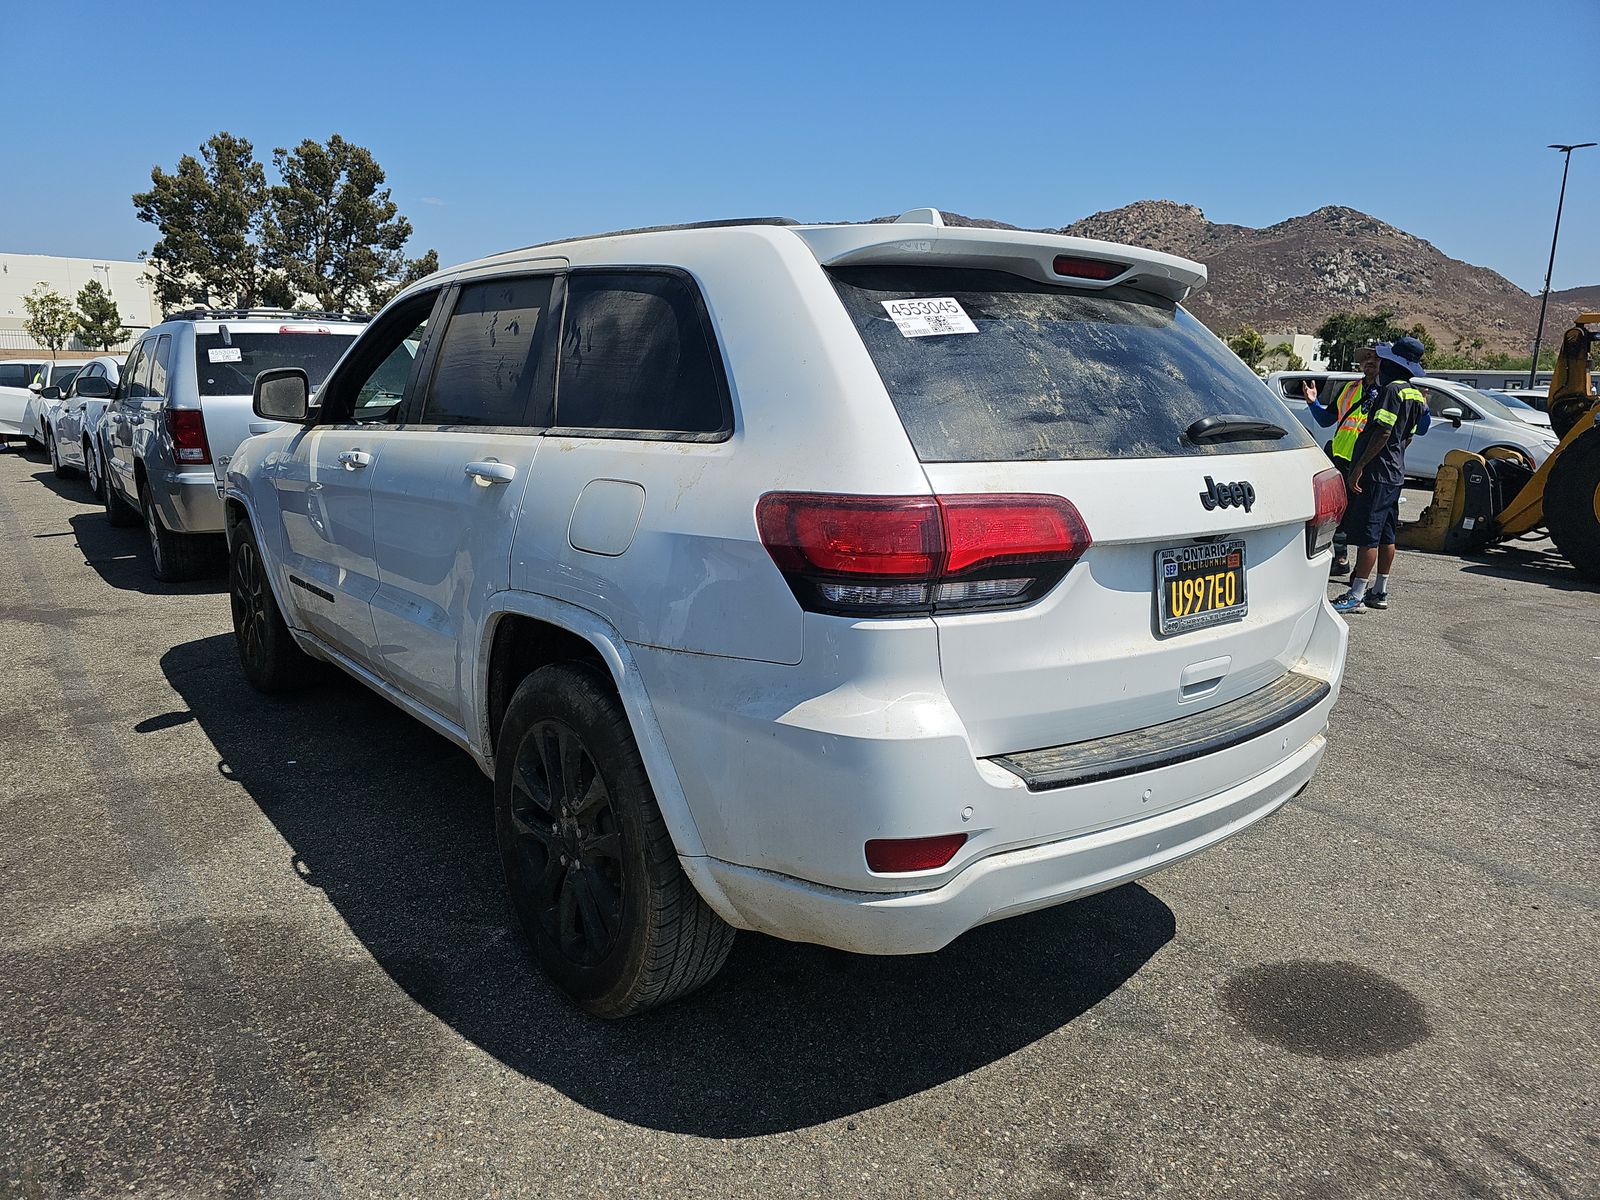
[1333, 337, 1432, 613]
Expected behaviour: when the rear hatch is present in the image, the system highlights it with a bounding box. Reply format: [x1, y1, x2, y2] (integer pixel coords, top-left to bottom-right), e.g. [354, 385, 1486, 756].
[826, 258, 1331, 759]
[191, 320, 363, 479]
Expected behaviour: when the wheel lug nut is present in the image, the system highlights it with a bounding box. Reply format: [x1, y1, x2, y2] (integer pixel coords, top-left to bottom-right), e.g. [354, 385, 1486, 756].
[559, 854, 568, 866]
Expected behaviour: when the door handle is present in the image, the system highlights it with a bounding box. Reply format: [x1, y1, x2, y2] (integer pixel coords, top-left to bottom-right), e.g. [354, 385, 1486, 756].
[464, 460, 516, 485]
[337, 449, 372, 469]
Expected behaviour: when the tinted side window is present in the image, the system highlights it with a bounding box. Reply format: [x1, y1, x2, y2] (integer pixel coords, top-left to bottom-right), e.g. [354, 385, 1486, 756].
[124, 343, 150, 399]
[149, 335, 171, 398]
[0, 364, 29, 388]
[557, 272, 727, 435]
[421, 276, 554, 427]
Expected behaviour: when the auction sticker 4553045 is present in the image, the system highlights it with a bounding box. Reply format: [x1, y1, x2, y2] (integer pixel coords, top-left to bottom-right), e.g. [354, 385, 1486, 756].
[881, 297, 979, 338]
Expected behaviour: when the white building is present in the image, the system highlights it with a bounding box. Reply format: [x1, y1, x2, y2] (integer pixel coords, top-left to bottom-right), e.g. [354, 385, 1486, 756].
[1258, 331, 1328, 371]
[0, 252, 163, 354]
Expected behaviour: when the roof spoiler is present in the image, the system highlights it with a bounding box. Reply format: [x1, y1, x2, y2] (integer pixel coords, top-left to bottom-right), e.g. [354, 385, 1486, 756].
[796, 208, 1207, 303]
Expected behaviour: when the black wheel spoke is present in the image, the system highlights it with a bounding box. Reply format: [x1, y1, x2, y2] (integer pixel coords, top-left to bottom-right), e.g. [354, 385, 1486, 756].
[571, 771, 607, 820]
[579, 828, 620, 863]
[508, 803, 561, 850]
[512, 760, 556, 819]
[556, 876, 581, 954]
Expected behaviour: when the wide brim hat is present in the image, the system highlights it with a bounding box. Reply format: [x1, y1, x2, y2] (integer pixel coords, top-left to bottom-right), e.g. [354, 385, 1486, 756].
[1373, 338, 1426, 377]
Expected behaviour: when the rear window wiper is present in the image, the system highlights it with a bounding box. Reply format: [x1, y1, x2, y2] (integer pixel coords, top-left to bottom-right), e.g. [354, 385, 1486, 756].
[1186, 414, 1288, 443]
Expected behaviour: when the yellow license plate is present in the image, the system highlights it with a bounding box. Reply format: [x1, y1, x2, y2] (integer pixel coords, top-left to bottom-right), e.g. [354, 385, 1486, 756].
[1156, 540, 1248, 635]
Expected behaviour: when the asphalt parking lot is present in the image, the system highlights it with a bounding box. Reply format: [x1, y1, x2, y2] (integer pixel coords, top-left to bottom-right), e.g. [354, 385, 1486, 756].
[1, 446, 1596, 1200]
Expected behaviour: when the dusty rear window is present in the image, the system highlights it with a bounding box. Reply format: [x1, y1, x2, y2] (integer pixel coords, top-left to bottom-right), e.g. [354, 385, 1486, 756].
[194, 331, 358, 397]
[829, 266, 1311, 463]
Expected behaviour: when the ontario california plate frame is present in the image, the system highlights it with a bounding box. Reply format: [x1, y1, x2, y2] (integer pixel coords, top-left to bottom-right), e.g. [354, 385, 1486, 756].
[1156, 539, 1248, 636]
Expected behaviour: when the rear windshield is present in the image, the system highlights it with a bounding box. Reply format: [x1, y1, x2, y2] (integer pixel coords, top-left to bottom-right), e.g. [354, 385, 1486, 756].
[193, 331, 358, 396]
[829, 267, 1312, 462]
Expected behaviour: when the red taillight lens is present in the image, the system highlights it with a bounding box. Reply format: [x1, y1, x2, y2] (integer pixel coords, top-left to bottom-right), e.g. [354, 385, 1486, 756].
[1307, 467, 1347, 557]
[166, 409, 211, 465]
[1052, 255, 1125, 281]
[865, 833, 967, 873]
[756, 492, 1091, 616]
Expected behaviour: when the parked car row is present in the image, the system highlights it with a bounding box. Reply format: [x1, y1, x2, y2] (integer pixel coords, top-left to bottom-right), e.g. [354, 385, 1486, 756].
[21, 213, 1351, 1018]
[1264, 370, 1561, 479]
[23, 310, 368, 578]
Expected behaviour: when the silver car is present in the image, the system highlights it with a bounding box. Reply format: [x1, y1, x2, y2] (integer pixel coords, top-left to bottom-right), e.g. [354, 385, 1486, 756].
[83, 309, 367, 580]
[1265, 370, 1558, 481]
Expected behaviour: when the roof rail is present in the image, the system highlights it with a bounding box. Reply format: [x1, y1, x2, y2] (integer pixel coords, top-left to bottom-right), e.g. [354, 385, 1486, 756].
[163, 307, 372, 324]
[515, 216, 799, 254]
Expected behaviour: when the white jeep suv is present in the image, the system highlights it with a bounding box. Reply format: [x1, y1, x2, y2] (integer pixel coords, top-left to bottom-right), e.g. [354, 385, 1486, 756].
[223, 211, 1349, 1017]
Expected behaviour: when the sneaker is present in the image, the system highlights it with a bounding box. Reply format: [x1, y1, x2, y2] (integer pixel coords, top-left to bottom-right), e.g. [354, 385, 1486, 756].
[1331, 591, 1366, 614]
[1364, 590, 1388, 610]
[1330, 557, 1350, 576]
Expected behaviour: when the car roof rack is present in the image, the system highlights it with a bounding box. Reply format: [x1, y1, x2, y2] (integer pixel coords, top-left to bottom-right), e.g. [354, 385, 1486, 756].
[163, 307, 372, 324]
[515, 216, 799, 253]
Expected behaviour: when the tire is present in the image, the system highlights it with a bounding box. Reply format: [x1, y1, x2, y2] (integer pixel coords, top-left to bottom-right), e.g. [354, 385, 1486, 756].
[495, 663, 734, 1017]
[46, 427, 72, 478]
[229, 520, 312, 692]
[141, 483, 212, 581]
[1544, 426, 1600, 581]
[104, 461, 140, 527]
[84, 439, 104, 501]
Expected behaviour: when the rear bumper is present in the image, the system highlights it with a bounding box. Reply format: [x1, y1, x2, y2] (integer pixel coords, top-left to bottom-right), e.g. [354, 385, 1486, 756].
[698, 728, 1323, 955]
[637, 597, 1348, 952]
[152, 467, 225, 534]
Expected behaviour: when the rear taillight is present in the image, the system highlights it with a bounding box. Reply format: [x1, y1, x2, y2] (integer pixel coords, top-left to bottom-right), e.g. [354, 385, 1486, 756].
[756, 492, 1091, 616]
[865, 834, 967, 873]
[1052, 255, 1126, 281]
[166, 409, 211, 465]
[1307, 467, 1347, 557]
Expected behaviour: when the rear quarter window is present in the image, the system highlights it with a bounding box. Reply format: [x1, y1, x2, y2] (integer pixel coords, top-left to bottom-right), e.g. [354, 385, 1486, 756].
[830, 266, 1313, 463]
[554, 271, 729, 437]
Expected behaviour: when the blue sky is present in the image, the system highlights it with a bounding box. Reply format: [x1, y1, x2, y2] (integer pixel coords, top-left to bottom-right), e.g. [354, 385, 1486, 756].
[5, 0, 1596, 293]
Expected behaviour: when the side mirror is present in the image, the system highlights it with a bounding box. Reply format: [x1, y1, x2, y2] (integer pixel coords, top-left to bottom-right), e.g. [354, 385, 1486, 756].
[74, 375, 113, 400]
[253, 367, 310, 423]
[40, 385, 61, 401]
[1441, 407, 1464, 427]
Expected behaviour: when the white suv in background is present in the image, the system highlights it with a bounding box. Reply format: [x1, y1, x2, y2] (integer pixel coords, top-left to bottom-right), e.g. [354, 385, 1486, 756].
[223, 211, 1349, 1017]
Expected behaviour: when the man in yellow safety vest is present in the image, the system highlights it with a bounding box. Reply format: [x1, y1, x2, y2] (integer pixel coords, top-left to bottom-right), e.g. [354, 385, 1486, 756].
[1302, 346, 1380, 572]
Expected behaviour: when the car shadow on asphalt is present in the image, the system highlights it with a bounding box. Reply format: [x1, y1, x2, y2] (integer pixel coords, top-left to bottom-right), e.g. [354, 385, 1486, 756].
[65, 506, 227, 597]
[1458, 542, 1599, 593]
[162, 633, 1175, 1138]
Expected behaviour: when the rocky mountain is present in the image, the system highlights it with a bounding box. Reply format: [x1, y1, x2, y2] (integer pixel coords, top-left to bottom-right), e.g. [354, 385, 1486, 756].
[877, 201, 1590, 355]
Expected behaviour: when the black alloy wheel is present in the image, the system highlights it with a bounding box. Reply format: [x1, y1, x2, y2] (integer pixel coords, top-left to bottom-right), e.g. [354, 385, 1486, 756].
[506, 718, 626, 968]
[231, 537, 270, 671]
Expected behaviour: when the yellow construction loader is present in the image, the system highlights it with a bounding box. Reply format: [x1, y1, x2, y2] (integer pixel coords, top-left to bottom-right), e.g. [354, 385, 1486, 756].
[1401, 313, 1600, 579]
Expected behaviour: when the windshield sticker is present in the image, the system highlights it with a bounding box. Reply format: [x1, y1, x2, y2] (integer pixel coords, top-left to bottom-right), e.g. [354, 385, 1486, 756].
[208, 347, 243, 363]
[881, 297, 978, 338]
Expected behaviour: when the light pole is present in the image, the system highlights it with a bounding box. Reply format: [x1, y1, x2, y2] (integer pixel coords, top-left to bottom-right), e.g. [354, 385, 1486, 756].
[1528, 141, 1596, 389]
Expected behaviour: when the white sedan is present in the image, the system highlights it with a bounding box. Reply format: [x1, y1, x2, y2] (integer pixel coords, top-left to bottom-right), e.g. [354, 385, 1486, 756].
[0, 360, 85, 447]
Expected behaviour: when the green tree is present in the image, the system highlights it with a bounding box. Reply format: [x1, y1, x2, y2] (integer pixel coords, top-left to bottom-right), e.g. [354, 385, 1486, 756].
[262, 135, 437, 312]
[1406, 324, 1437, 360]
[371, 249, 440, 309]
[1226, 325, 1268, 370]
[22, 285, 75, 358]
[1265, 342, 1306, 371]
[73, 280, 124, 351]
[133, 132, 286, 310]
